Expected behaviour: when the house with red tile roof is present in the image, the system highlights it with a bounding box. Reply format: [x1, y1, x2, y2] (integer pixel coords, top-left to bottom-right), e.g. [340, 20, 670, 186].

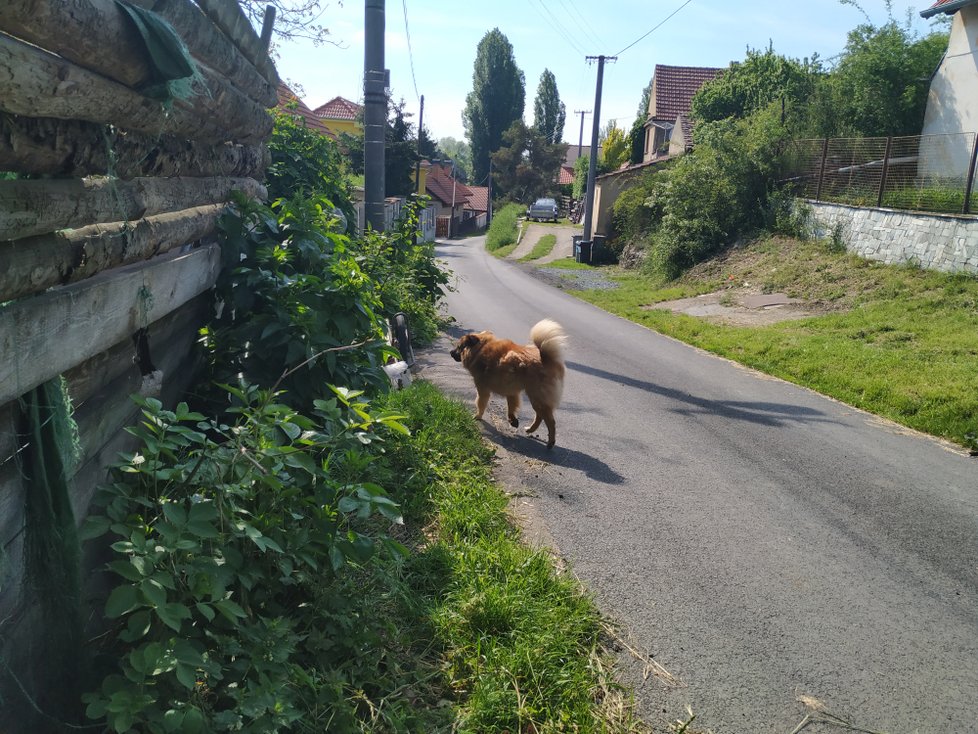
[424, 162, 470, 236]
[919, 0, 978, 178]
[313, 96, 364, 138]
[276, 83, 336, 139]
[423, 162, 492, 235]
[642, 64, 722, 162]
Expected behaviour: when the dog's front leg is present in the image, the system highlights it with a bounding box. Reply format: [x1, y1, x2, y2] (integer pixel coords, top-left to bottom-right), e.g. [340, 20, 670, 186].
[506, 394, 520, 427]
[475, 387, 491, 420]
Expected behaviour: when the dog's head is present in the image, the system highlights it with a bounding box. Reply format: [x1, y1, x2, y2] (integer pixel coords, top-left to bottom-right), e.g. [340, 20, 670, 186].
[450, 332, 485, 363]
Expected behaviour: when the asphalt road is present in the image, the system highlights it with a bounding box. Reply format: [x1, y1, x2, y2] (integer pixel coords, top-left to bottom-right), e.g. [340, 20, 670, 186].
[418, 234, 978, 734]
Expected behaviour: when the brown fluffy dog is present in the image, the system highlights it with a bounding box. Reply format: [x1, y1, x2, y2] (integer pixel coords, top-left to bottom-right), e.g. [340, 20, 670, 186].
[450, 319, 567, 448]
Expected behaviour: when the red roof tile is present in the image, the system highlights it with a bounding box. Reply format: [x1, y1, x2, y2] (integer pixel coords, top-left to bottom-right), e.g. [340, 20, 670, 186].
[425, 163, 470, 206]
[647, 64, 723, 124]
[558, 165, 575, 185]
[276, 83, 336, 138]
[314, 96, 363, 121]
[465, 185, 489, 213]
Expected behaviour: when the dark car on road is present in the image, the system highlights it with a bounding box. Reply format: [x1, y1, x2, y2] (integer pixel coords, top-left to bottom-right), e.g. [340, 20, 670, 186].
[527, 197, 559, 222]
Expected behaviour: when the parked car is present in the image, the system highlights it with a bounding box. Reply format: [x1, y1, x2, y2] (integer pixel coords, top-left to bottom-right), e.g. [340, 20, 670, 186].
[526, 197, 559, 222]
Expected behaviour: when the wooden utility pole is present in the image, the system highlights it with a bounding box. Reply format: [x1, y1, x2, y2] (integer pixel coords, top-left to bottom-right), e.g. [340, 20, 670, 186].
[574, 109, 591, 158]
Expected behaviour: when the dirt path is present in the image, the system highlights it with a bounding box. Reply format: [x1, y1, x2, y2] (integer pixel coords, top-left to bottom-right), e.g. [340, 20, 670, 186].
[507, 222, 580, 262]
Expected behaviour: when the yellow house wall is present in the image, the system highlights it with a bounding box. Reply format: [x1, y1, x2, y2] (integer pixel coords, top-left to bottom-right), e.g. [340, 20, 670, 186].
[322, 118, 362, 138]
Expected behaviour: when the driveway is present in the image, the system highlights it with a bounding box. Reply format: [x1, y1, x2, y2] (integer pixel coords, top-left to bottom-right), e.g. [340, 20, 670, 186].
[507, 222, 581, 263]
[421, 234, 978, 734]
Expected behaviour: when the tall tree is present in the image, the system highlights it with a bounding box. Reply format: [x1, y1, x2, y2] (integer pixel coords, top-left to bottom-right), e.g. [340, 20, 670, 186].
[533, 69, 567, 144]
[463, 29, 525, 183]
[601, 122, 630, 170]
[491, 120, 567, 204]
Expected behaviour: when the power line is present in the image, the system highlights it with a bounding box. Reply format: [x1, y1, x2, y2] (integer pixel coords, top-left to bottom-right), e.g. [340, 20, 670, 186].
[401, 0, 420, 101]
[614, 0, 695, 57]
[553, 0, 604, 50]
[530, 0, 587, 57]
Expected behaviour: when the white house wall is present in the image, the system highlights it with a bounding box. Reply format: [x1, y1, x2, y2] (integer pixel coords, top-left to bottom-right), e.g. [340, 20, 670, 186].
[920, 6, 978, 178]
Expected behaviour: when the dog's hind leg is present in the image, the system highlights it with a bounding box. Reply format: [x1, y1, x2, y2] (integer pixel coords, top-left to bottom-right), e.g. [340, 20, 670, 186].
[506, 394, 520, 427]
[541, 408, 556, 449]
[475, 387, 491, 420]
[525, 396, 557, 448]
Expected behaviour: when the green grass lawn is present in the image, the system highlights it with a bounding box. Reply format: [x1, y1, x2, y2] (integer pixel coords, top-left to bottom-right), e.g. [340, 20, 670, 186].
[552, 236, 978, 449]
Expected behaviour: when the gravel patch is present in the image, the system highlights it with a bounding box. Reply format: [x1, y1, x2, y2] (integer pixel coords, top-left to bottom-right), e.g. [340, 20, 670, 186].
[532, 266, 620, 290]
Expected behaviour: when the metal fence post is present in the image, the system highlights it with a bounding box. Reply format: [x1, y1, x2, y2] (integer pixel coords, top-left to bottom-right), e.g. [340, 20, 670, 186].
[815, 138, 829, 202]
[877, 136, 892, 208]
[964, 133, 978, 215]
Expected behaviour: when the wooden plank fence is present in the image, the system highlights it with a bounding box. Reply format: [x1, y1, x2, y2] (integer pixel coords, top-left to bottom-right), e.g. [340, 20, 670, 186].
[0, 0, 276, 726]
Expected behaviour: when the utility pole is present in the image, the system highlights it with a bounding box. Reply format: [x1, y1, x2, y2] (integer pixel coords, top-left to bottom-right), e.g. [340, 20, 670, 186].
[581, 55, 615, 261]
[414, 94, 424, 194]
[364, 0, 387, 232]
[574, 109, 591, 158]
[487, 158, 492, 226]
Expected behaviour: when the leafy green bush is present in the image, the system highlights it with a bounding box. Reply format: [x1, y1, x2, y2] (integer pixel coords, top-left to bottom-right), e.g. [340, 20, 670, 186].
[612, 104, 791, 277]
[267, 108, 355, 231]
[82, 387, 409, 733]
[357, 197, 451, 345]
[205, 194, 393, 406]
[485, 202, 524, 251]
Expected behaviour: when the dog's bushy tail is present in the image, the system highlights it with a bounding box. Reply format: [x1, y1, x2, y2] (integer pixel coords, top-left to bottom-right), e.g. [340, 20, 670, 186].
[530, 319, 567, 364]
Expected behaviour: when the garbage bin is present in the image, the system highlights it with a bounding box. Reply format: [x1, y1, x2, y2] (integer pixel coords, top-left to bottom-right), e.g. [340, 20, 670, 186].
[575, 240, 592, 264]
[591, 234, 608, 264]
[572, 235, 583, 260]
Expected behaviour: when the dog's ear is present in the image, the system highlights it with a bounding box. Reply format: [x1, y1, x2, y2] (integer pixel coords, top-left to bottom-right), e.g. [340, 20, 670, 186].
[460, 333, 478, 349]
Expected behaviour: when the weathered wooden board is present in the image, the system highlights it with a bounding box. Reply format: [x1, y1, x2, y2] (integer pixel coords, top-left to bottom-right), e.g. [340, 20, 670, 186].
[0, 32, 272, 145]
[0, 115, 270, 180]
[0, 244, 221, 407]
[0, 204, 224, 302]
[0, 0, 152, 88]
[0, 175, 262, 241]
[194, 0, 278, 88]
[125, 0, 277, 107]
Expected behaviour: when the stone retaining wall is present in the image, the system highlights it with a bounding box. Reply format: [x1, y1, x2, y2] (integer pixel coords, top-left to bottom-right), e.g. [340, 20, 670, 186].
[806, 200, 978, 274]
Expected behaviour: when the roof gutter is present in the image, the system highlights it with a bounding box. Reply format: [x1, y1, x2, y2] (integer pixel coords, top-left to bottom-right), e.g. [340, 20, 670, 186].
[920, 0, 977, 18]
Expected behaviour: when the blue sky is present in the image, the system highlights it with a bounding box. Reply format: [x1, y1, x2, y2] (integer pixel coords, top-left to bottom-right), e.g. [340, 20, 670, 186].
[273, 0, 939, 144]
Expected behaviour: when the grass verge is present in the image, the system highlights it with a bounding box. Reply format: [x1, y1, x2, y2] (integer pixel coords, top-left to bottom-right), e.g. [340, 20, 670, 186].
[519, 234, 557, 262]
[351, 381, 650, 732]
[486, 203, 524, 252]
[549, 235, 978, 449]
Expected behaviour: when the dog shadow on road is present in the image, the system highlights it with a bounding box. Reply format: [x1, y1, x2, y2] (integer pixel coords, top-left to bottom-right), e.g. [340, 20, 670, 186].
[480, 419, 626, 485]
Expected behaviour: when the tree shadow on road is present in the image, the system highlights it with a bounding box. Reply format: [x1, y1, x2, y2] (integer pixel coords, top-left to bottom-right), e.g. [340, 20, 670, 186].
[566, 360, 838, 430]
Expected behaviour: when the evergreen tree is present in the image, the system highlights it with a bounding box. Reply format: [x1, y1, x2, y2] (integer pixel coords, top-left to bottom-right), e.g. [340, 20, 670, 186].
[532, 69, 567, 144]
[491, 120, 567, 204]
[463, 28, 525, 183]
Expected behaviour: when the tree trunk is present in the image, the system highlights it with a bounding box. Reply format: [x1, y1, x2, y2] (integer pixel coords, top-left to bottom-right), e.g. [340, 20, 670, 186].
[0, 204, 225, 302]
[0, 33, 271, 145]
[193, 0, 277, 88]
[0, 175, 264, 241]
[127, 0, 277, 107]
[0, 115, 269, 180]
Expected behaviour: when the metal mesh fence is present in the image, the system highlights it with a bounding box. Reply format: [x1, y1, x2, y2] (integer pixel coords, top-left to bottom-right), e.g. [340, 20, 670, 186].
[781, 133, 978, 215]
